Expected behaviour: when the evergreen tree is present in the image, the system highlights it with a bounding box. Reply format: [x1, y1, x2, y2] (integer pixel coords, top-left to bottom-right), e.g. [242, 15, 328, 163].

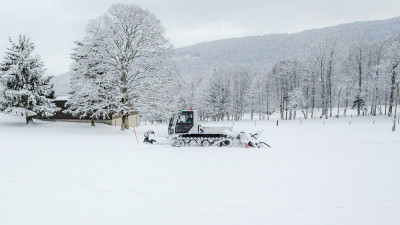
[0, 35, 59, 124]
[66, 40, 116, 126]
[351, 94, 366, 112]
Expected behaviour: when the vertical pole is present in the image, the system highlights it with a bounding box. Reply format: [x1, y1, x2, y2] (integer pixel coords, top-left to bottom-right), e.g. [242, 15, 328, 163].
[133, 125, 139, 144]
[393, 83, 398, 131]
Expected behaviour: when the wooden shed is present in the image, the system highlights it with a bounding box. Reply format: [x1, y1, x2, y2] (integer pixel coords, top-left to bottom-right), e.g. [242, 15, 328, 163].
[36, 96, 139, 127]
[111, 112, 139, 128]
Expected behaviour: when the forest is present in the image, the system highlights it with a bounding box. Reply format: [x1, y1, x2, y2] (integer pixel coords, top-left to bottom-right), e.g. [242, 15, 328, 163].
[180, 37, 400, 121]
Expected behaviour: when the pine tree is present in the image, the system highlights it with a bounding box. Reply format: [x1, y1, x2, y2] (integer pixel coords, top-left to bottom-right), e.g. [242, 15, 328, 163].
[0, 35, 59, 124]
[351, 94, 366, 112]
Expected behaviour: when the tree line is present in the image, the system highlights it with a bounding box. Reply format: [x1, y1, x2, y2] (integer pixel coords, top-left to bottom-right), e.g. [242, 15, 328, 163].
[179, 36, 400, 121]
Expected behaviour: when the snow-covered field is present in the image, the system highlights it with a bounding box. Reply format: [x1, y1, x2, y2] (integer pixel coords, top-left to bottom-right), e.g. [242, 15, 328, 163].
[1, 113, 399, 225]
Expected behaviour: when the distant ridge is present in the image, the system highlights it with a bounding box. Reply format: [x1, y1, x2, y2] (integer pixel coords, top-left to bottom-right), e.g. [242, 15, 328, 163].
[175, 16, 400, 76]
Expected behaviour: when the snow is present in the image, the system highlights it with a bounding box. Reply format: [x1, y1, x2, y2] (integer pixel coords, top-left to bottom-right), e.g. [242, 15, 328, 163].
[1, 112, 400, 225]
[54, 95, 70, 101]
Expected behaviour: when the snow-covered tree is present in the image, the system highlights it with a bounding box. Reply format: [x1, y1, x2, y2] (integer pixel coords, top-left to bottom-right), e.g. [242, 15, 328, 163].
[193, 76, 210, 121]
[336, 52, 355, 117]
[72, 4, 176, 130]
[384, 35, 400, 116]
[203, 69, 231, 121]
[66, 39, 117, 126]
[0, 35, 59, 124]
[348, 40, 369, 116]
[288, 87, 306, 120]
[139, 65, 180, 122]
[306, 39, 338, 118]
[368, 39, 388, 116]
[249, 71, 274, 120]
[230, 70, 252, 121]
[271, 59, 303, 120]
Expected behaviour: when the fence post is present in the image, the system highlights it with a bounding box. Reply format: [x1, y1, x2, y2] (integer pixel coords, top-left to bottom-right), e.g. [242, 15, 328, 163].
[133, 125, 139, 144]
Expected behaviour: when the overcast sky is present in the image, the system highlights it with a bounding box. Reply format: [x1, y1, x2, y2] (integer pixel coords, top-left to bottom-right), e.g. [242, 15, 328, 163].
[1, 0, 399, 75]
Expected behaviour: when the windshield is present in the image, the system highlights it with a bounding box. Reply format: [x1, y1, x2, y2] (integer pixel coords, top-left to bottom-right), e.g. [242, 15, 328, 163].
[177, 111, 193, 123]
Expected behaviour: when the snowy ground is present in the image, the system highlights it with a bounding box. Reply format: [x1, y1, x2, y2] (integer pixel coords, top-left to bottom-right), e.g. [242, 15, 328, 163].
[1, 113, 400, 225]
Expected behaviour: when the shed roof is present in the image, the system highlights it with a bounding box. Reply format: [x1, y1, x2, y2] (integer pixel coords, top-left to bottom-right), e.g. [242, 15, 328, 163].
[54, 96, 70, 101]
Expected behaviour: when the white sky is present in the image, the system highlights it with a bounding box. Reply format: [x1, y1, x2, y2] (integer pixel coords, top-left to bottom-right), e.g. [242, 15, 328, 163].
[1, 0, 399, 75]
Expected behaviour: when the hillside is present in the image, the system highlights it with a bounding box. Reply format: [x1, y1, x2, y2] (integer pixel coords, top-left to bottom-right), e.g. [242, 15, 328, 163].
[175, 16, 400, 76]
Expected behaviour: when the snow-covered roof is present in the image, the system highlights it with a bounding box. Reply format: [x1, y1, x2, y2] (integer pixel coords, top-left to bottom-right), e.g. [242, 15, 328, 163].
[54, 96, 70, 101]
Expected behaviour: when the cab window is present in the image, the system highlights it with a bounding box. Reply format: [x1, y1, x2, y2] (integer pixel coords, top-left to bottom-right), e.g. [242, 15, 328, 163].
[178, 111, 193, 123]
[175, 111, 193, 133]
